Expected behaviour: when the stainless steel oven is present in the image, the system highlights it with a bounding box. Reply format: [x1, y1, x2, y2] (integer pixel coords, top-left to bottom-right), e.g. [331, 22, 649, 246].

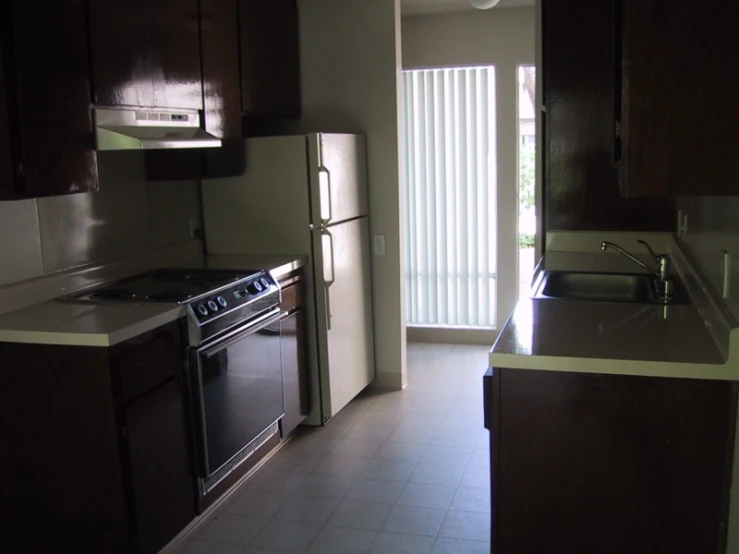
[66, 267, 286, 499]
[188, 307, 285, 494]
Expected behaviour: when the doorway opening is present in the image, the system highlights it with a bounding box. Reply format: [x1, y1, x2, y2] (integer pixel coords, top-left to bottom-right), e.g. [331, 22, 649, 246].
[517, 64, 537, 301]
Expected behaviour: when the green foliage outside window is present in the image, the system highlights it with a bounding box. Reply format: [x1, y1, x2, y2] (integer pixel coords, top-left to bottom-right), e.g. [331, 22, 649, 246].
[519, 143, 536, 249]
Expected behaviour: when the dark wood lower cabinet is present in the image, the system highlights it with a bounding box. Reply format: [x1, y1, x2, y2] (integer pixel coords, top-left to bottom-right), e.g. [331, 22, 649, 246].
[123, 379, 196, 554]
[280, 308, 309, 437]
[279, 275, 310, 437]
[0, 322, 196, 554]
[486, 367, 737, 554]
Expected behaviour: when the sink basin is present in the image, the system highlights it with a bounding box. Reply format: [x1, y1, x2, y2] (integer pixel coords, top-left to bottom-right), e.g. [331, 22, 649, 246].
[533, 271, 657, 303]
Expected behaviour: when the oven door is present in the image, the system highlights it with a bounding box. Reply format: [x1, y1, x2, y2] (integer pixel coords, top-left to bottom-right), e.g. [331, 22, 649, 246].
[189, 308, 285, 484]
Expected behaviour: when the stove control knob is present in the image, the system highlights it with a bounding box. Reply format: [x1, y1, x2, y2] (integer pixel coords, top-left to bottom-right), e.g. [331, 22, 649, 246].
[217, 296, 227, 308]
[248, 281, 264, 294]
[260, 277, 271, 289]
[197, 304, 208, 317]
[207, 300, 219, 311]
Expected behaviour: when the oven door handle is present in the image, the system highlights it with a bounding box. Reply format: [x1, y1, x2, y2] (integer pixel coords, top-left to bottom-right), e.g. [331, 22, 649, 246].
[198, 308, 284, 357]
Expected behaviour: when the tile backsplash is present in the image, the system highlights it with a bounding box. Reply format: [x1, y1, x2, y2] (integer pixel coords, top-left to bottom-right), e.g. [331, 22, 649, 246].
[677, 197, 739, 320]
[0, 151, 201, 288]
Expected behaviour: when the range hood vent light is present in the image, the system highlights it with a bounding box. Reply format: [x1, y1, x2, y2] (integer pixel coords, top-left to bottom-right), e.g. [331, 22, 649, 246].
[94, 108, 222, 151]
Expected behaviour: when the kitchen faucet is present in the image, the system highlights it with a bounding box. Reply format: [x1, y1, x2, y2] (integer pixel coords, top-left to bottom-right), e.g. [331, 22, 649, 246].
[601, 240, 675, 301]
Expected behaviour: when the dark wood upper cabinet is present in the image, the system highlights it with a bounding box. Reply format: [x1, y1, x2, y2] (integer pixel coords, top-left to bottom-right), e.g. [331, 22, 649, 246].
[240, 0, 301, 118]
[619, 0, 739, 197]
[87, 0, 203, 110]
[543, 0, 674, 230]
[0, 36, 13, 194]
[0, 0, 302, 195]
[145, 0, 302, 180]
[144, 0, 247, 181]
[0, 0, 98, 200]
[201, 0, 242, 140]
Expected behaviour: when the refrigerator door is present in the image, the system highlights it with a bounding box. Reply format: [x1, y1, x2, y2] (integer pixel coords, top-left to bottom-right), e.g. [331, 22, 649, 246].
[308, 134, 369, 227]
[311, 216, 375, 420]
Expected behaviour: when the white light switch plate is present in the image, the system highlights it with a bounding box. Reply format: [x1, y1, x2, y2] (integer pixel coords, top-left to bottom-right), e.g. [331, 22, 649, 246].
[373, 235, 386, 256]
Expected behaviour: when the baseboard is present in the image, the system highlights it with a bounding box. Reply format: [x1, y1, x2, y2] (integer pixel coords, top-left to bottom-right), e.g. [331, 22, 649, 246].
[406, 326, 498, 345]
[371, 372, 406, 391]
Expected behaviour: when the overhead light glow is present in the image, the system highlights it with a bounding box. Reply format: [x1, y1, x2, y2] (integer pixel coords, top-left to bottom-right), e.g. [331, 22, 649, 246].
[470, 0, 500, 9]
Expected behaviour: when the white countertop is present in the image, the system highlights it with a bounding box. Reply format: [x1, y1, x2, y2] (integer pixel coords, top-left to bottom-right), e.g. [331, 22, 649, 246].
[0, 254, 306, 348]
[0, 302, 185, 347]
[490, 249, 735, 380]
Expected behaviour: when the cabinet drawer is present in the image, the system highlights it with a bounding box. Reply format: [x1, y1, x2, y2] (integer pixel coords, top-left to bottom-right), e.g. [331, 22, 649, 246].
[110, 324, 182, 402]
[280, 282, 303, 313]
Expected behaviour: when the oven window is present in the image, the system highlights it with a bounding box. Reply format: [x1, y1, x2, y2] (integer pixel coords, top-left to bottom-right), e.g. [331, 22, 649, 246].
[198, 322, 283, 477]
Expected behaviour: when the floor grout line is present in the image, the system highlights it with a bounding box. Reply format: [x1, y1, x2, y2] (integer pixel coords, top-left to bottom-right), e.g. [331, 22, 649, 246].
[178, 343, 492, 553]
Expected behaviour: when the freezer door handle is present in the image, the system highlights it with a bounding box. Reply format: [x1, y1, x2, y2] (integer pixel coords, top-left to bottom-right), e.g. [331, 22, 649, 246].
[322, 229, 336, 330]
[319, 167, 333, 226]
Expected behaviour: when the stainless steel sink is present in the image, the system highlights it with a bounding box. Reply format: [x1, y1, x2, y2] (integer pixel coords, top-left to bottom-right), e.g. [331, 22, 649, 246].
[533, 271, 663, 303]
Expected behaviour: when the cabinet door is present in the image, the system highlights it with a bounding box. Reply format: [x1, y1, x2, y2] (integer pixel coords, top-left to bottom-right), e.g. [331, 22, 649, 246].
[620, 0, 739, 197]
[88, 0, 202, 110]
[495, 368, 735, 554]
[280, 289, 309, 437]
[201, 0, 242, 140]
[240, 0, 301, 118]
[143, 0, 246, 181]
[0, 30, 14, 196]
[542, 0, 672, 230]
[122, 379, 196, 554]
[201, 0, 247, 176]
[3, 0, 98, 199]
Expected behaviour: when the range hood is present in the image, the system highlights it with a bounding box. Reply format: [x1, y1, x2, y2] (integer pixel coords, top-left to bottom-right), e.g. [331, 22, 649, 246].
[94, 108, 222, 151]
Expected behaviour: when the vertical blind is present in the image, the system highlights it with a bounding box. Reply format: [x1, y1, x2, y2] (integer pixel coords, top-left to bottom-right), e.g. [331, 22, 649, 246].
[403, 66, 497, 328]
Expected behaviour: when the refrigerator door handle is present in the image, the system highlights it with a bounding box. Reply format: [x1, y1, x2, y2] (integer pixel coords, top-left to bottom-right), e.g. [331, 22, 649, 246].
[322, 229, 336, 330]
[319, 167, 333, 226]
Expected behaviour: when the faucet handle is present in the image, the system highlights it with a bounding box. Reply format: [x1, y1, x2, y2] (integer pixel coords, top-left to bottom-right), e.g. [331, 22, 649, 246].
[638, 240, 661, 263]
[639, 240, 672, 281]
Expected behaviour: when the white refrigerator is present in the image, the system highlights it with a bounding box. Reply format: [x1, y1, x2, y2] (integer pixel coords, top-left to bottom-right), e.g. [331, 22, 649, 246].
[201, 133, 375, 425]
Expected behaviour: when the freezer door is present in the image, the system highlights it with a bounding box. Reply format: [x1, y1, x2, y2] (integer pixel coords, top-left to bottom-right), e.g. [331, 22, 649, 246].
[311, 217, 375, 420]
[308, 134, 369, 226]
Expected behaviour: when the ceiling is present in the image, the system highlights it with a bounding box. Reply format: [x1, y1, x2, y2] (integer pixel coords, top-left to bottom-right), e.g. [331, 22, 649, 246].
[402, 0, 535, 17]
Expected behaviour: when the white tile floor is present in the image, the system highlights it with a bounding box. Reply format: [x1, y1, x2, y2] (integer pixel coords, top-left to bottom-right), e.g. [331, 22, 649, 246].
[178, 343, 491, 554]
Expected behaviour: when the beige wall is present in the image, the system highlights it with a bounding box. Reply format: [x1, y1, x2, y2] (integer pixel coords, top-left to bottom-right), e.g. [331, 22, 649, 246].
[402, 8, 535, 330]
[0, 151, 201, 290]
[402, 8, 535, 70]
[285, 0, 407, 387]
